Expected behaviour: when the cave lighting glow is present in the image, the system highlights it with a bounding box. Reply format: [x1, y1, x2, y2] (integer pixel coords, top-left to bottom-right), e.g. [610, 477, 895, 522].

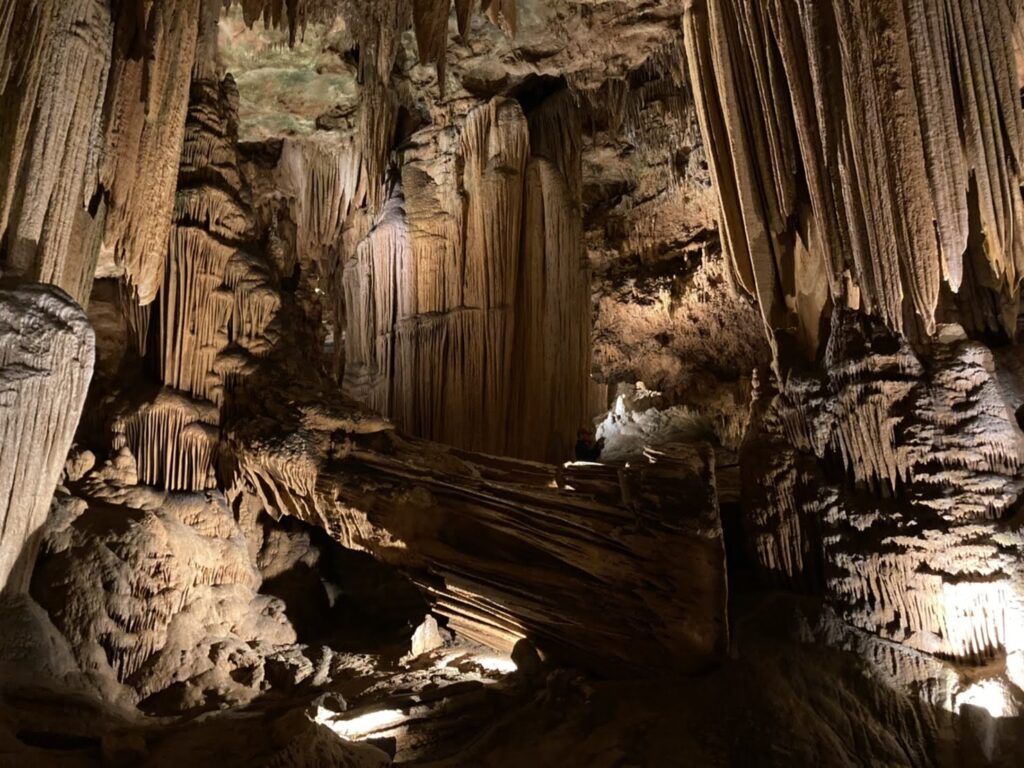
[955, 680, 1017, 719]
[472, 654, 518, 673]
[315, 707, 408, 741]
[431, 650, 518, 674]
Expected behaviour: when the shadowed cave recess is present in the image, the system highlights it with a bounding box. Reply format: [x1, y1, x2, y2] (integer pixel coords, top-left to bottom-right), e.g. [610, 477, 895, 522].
[0, 0, 1023, 765]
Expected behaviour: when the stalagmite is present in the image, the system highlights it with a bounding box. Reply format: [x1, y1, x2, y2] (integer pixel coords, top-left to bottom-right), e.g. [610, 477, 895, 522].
[0, 283, 94, 592]
[32, 481, 294, 706]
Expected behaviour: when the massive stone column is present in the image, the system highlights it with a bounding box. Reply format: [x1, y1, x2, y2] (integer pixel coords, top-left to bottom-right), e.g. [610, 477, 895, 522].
[0, 283, 94, 592]
[342, 94, 593, 463]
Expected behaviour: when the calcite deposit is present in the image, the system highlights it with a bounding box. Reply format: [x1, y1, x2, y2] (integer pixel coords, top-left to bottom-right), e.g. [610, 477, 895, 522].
[1, 0, 1023, 766]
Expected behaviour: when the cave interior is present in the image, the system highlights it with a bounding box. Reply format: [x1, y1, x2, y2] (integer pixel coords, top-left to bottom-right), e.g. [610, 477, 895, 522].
[1, 0, 1024, 765]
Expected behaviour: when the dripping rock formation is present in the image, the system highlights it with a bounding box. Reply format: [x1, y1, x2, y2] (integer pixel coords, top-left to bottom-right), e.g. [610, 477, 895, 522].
[0, 0, 1024, 766]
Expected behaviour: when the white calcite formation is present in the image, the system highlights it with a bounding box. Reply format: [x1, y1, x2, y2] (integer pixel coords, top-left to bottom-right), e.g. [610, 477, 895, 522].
[0, 283, 94, 592]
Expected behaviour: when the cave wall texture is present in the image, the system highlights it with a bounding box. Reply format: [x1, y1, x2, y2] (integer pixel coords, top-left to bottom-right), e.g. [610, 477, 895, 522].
[0, 0, 1023, 766]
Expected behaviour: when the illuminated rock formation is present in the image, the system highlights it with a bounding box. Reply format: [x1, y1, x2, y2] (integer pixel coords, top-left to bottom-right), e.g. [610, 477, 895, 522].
[743, 309, 1024, 663]
[0, 0, 205, 307]
[99, 0, 204, 305]
[2, 0, 1024, 763]
[32, 474, 296, 712]
[0, 284, 94, 592]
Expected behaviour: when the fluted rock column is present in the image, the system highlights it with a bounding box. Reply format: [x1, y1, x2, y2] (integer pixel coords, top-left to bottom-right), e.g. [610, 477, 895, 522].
[0, 283, 94, 592]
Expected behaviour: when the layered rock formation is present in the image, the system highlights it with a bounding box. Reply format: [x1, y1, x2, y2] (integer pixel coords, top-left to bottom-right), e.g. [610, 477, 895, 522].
[224, 398, 727, 673]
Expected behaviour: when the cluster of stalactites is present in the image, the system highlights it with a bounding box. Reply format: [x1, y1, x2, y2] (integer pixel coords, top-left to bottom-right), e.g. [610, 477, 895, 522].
[0, 0, 205, 308]
[223, 0, 344, 46]
[342, 94, 593, 462]
[0, 0, 113, 305]
[158, 78, 281, 412]
[684, 0, 1024, 357]
[574, 37, 694, 156]
[224, 0, 515, 98]
[101, 0, 206, 306]
[112, 389, 220, 492]
[409, 0, 516, 96]
[275, 136, 365, 266]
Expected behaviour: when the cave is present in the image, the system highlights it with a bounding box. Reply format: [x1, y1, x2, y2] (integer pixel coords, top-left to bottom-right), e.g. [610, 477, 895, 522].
[0, 0, 1023, 765]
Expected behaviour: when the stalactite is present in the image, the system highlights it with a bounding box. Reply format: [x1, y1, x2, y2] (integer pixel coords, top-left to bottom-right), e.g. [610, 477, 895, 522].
[452, 99, 529, 453]
[684, 0, 1024, 351]
[0, 283, 94, 592]
[100, 0, 204, 306]
[0, 0, 112, 305]
[275, 136, 364, 268]
[118, 277, 152, 357]
[158, 77, 280, 409]
[345, 99, 530, 453]
[159, 227, 237, 403]
[481, 0, 515, 36]
[342, 191, 407, 415]
[412, 0, 451, 96]
[116, 389, 220, 492]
